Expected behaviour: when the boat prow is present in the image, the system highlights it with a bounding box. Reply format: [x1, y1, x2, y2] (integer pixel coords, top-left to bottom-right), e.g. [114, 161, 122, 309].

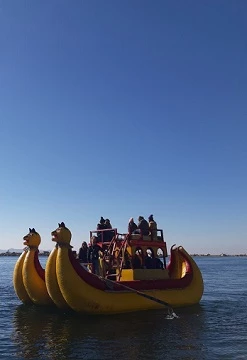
[13, 228, 53, 306]
[45, 246, 70, 309]
[13, 249, 32, 304]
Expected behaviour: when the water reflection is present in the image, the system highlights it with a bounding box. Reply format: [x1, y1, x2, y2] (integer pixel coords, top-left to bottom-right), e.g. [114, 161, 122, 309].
[12, 304, 206, 360]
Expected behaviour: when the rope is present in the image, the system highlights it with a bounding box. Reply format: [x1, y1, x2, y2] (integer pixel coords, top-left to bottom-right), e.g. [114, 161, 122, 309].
[99, 275, 175, 313]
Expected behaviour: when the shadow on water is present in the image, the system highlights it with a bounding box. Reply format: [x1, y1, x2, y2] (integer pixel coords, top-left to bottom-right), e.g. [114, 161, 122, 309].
[12, 304, 207, 360]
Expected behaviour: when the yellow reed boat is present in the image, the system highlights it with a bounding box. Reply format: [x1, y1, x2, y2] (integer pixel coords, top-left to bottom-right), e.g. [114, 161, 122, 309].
[46, 222, 203, 314]
[13, 228, 53, 306]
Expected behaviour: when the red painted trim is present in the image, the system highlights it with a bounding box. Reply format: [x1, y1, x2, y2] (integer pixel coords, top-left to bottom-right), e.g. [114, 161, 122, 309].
[167, 245, 176, 276]
[34, 251, 45, 281]
[130, 240, 167, 247]
[68, 247, 194, 292]
[95, 240, 166, 248]
[69, 249, 106, 290]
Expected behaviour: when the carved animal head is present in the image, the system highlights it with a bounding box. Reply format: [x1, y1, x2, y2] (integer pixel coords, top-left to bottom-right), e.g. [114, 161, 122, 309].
[51, 222, 71, 245]
[23, 228, 41, 247]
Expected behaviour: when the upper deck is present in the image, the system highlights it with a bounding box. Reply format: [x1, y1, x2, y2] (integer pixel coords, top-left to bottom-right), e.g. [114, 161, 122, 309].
[89, 228, 168, 281]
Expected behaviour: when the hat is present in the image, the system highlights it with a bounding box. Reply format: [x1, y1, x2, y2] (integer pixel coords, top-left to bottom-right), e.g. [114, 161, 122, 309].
[129, 217, 134, 223]
[100, 217, 105, 224]
[148, 214, 154, 221]
[138, 216, 144, 221]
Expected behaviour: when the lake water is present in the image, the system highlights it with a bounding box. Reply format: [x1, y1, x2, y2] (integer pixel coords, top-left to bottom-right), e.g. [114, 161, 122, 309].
[0, 256, 246, 359]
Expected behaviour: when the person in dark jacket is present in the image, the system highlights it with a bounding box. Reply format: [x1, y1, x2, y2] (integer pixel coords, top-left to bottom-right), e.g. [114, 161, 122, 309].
[105, 219, 112, 229]
[87, 236, 103, 275]
[128, 217, 138, 234]
[105, 218, 114, 242]
[97, 217, 106, 242]
[133, 216, 149, 236]
[155, 257, 164, 269]
[78, 242, 88, 263]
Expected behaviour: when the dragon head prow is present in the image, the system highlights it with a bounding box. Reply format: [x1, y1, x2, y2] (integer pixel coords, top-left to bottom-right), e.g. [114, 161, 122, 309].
[23, 228, 41, 247]
[51, 222, 72, 245]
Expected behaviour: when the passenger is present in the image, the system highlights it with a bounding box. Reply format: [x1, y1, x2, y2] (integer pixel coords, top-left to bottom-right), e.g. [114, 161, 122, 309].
[133, 216, 149, 236]
[87, 236, 103, 275]
[148, 214, 157, 240]
[104, 218, 114, 242]
[128, 217, 138, 234]
[105, 219, 112, 229]
[144, 255, 154, 269]
[103, 218, 112, 242]
[132, 254, 142, 269]
[155, 257, 164, 269]
[97, 217, 106, 242]
[124, 251, 131, 269]
[78, 241, 88, 263]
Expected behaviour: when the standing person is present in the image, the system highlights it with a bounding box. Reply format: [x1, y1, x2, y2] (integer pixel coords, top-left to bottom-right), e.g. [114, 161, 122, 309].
[148, 214, 157, 240]
[133, 216, 149, 236]
[105, 218, 114, 242]
[87, 236, 103, 275]
[78, 242, 88, 263]
[128, 217, 137, 234]
[97, 217, 106, 242]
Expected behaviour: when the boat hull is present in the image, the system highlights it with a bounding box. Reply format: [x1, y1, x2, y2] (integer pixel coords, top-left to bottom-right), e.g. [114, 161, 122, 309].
[45, 247, 69, 309]
[22, 249, 53, 306]
[55, 246, 203, 314]
[13, 250, 32, 304]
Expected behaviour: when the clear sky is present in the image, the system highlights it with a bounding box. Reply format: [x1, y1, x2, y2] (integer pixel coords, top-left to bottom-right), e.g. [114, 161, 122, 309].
[0, 1, 246, 254]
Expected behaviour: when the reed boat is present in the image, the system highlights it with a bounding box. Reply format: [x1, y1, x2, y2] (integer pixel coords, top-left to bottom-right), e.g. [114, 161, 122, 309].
[13, 228, 53, 306]
[48, 222, 203, 314]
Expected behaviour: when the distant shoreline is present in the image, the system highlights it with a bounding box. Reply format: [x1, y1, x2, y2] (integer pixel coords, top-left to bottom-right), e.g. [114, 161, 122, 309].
[190, 254, 247, 257]
[0, 251, 246, 257]
[0, 251, 50, 257]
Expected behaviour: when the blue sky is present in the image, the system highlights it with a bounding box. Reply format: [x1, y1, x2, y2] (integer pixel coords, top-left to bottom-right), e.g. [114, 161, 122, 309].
[0, 1, 246, 254]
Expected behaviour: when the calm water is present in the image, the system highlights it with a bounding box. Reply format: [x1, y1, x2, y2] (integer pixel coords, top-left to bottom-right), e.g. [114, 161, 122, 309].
[0, 256, 246, 360]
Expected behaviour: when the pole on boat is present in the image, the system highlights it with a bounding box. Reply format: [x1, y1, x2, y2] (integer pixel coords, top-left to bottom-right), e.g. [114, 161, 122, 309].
[100, 276, 178, 318]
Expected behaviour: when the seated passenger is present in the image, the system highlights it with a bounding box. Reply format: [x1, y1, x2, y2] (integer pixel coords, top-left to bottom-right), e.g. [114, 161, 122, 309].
[78, 242, 88, 263]
[132, 254, 142, 269]
[105, 218, 112, 229]
[155, 257, 164, 269]
[128, 217, 138, 234]
[148, 214, 157, 240]
[133, 216, 149, 236]
[124, 251, 131, 269]
[105, 218, 114, 242]
[144, 255, 155, 269]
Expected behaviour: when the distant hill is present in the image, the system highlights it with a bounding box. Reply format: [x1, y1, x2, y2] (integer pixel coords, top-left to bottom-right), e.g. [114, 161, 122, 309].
[0, 248, 51, 254]
[1, 248, 24, 253]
